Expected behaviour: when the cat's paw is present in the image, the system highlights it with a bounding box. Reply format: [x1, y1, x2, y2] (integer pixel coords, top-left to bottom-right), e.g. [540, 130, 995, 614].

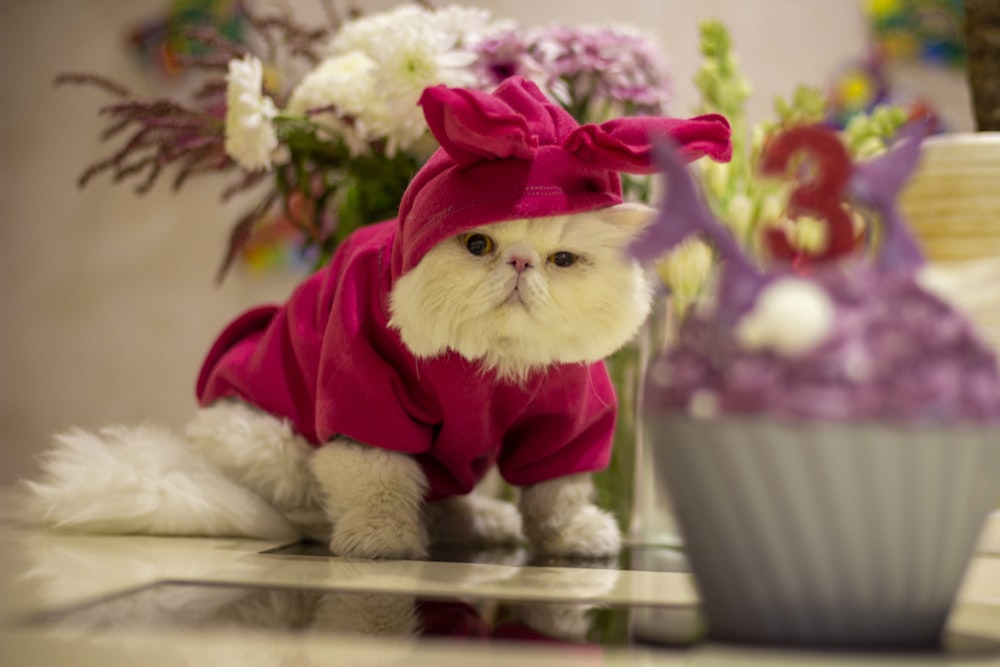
[514, 602, 597, 642]
[312, 591, 420, 637]
[310, 438, 429, 560]
[426, 494, 524, 546]
[528, 504, 621, 558]
[330, 509, 429, 560]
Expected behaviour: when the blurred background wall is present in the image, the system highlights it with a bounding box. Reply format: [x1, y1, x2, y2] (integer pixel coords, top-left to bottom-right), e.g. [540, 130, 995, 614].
[0, 0, 972, 485]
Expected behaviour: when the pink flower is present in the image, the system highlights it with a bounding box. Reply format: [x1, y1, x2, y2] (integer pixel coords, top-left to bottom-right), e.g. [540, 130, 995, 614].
[475, 25, 672, 120]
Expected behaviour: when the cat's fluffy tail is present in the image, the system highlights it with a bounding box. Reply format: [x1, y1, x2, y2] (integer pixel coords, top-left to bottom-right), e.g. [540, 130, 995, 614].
[23, 424, 301, 541]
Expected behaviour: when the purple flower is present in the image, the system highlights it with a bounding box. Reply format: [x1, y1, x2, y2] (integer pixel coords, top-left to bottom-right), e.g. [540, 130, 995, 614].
[473, 24, 672, 121]
[472, 29, 543, 87]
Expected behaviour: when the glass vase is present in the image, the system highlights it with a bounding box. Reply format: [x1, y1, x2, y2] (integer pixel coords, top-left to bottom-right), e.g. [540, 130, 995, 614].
[595, 292, 683, 547]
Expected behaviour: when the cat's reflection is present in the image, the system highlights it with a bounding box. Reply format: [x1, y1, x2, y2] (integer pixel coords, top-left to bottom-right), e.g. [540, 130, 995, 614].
[19, 534, 622, 665]
[32, 581, 605, 646]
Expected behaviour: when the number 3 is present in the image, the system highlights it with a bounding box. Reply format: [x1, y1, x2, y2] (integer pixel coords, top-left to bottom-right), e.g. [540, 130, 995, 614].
[759, 126, 858, 265]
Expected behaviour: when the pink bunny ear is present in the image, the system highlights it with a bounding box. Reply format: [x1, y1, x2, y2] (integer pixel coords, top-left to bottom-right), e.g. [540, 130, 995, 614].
[563, 113, 733, 173]
[419, 84, 539, 168]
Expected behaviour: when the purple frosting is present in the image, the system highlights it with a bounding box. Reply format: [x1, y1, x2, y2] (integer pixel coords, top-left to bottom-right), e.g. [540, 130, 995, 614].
[635, 126, 1000, 425]
[645, 263, 1000, 424]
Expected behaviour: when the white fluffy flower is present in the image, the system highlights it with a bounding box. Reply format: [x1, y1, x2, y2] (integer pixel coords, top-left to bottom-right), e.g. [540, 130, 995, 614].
[323, 4, 495, 154]
[330, 5, 424, 54]
[736, 277, 835, 357]
[427, 5, 498, 45]
[286, 51, 382, 156]
[224, 55, 279, 171]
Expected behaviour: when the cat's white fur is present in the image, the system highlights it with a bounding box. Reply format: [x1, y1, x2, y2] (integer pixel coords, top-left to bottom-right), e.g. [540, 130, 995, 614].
[389, 204, 655, 382]
[26, 204, 655, 560]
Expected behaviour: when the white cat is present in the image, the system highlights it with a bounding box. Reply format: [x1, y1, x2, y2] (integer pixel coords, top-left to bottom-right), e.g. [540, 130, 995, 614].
[28, 206, 653, 560]
[26, 76, 731, 560]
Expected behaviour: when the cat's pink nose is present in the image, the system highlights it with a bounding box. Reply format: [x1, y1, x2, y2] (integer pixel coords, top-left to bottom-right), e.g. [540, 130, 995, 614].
[508, 256, 533, 273]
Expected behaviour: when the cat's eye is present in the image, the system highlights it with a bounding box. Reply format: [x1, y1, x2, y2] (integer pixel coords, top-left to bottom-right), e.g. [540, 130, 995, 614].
[463, 233, 495, 256]
[549, 251, 579, 268]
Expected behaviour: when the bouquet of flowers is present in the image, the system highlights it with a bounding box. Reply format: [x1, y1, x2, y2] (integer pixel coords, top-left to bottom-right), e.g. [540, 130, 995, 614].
[60, 1, 674, 280]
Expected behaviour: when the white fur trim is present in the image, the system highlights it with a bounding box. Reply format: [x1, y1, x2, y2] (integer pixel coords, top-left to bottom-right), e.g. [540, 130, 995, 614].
[24, 424, 299, 540]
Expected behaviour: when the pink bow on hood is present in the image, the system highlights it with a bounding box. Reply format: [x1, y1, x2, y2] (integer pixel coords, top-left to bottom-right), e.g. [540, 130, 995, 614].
[391, 76, 732, 279]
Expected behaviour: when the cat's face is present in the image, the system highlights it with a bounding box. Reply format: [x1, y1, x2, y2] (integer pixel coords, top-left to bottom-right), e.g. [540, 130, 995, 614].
[388, 204, 655, 381]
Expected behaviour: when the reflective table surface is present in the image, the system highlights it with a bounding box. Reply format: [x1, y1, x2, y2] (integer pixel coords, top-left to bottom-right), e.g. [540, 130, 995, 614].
[2, 489, 999, 666]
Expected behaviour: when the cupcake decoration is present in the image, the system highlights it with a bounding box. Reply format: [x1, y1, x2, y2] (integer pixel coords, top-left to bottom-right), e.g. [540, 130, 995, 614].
[633, 124, 1000, 424]
[632, 125, 1000, 648]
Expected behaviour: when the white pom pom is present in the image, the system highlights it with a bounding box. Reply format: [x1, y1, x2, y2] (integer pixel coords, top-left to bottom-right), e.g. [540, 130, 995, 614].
[736, 277, 835, 357]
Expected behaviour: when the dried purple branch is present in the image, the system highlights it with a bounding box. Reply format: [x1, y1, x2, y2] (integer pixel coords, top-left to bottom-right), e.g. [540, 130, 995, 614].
[216, 189, 281, 283]
[221, 169, 270, 201]
[192, 79, 228, 102]
[136, 159, 164, 195]
[175, 25, 247, 68]
[54, 72, 131, 98]
[318, 0, 344, 30]
[73, 92, 229, 194]
[243, 5, 332, 67]
[112, 155, 158, 184]
[99, 98, 198, 118]
[173, 149, 232, 191]
[100, 116, 134, 141]
[164, 134, 220, 157]
[175, 51, 243, 72]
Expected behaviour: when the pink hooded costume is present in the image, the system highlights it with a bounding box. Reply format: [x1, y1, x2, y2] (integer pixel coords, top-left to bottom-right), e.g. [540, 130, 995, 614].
[197, 77, 731, 501]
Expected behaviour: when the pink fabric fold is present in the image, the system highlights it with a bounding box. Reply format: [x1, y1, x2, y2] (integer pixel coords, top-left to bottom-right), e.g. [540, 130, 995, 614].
[563, 114, 733, 172]
[393, 76, 733, 278]
[420, 85, 538, 167]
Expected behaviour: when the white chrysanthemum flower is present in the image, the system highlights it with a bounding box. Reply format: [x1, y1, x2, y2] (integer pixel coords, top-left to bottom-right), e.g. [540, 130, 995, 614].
[330, 4, 426, 55]
[430, 5, 498, 44]
[371, 28, 474, 152]
[324, 4, 497, 155]
[224, 55, 279, 171]
[286, 51, 383, 156]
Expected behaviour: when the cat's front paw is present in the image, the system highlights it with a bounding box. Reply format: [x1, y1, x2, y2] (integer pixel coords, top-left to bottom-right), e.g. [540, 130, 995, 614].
[330, 509, 428, 560]
[425, 494, 524, 546]
[310, 438, 430, 560]
[520, 474, 621, 559]
[528, 504, 621, 559]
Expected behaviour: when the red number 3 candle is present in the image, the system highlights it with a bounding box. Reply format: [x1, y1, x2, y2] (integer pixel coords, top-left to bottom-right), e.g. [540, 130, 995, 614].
[759, 126, 860, 265]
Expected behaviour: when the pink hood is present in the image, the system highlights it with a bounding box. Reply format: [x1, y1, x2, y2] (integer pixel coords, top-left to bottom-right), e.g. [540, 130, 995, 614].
[391, 76, 732, 279]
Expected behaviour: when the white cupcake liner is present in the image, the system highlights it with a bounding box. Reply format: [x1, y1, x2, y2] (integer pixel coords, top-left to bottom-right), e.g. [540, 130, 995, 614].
[643, 415, 1000, 648]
